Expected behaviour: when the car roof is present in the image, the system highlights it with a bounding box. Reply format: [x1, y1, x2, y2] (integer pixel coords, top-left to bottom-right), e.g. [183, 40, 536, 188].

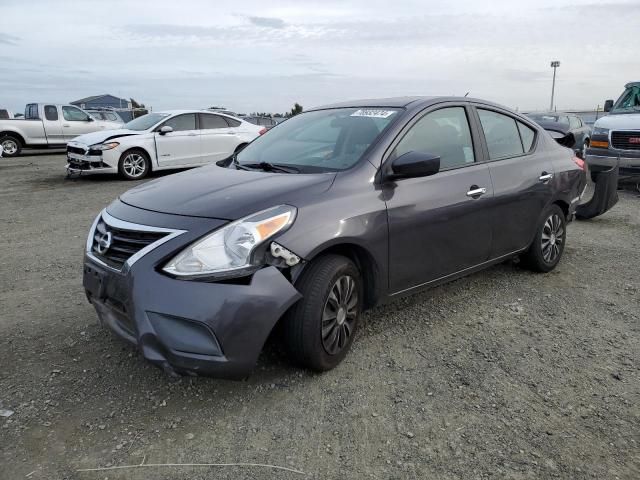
[624, 81, 640, 88]
[155, 109, 244, 120]
[527, 112, 572, 116]
[309, 96, 511, 111]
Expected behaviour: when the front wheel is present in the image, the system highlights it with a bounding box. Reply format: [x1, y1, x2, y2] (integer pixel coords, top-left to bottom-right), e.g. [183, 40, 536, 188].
[118, 150, 150, 180]
[282, 254, 362, 372]
[521, 204, 567, 272]
[0, 134, 22, 157]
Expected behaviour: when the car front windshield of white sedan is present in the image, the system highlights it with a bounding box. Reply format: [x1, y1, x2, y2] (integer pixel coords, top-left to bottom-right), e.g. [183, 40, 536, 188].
[236, 107, 401, 173]
[124, 113, 170, 131]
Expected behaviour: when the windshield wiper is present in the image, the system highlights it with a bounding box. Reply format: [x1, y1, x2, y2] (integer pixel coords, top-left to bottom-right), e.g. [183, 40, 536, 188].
[233, 155, 253, 171]
[240, 162, 300, 174]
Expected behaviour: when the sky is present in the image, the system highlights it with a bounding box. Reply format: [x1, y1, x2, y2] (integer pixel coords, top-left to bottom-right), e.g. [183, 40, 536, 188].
[1, 0, 638, 114]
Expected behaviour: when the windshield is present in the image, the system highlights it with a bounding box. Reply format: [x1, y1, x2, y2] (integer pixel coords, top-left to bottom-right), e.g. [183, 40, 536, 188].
[611, 85, 640, 114]
[124, 112, 170, 131]
[236, 107, 400, 173]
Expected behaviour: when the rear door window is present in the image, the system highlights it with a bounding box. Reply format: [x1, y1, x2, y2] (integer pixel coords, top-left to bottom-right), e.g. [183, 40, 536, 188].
[199, 113, 228, 130]
[478, 109, 524, 160]
[225, 117, 241, 127]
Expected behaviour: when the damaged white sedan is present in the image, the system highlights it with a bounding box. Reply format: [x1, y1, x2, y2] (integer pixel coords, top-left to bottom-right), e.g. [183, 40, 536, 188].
[66, 110, 264, 180]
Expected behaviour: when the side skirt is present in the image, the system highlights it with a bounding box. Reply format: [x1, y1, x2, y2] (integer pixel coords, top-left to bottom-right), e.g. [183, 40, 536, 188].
[388, 249, 526, 299]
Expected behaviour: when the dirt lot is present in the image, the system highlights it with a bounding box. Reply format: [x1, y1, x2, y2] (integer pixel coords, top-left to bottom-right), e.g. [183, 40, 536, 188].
[1, 154, 638, 480]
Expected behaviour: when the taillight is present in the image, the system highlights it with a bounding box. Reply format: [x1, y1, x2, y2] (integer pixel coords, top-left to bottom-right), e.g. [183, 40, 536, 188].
[573, 155, 585, 171]
[258, 127, 267, 135]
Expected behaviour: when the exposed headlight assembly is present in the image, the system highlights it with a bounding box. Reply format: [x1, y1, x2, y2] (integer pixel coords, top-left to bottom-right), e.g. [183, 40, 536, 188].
[91, 141, 120, 151]
[163, 205, 297, 279]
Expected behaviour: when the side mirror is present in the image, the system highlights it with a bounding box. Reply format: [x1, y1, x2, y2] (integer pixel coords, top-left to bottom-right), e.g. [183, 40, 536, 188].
[87, 116, 94, 122]
[159, 125, 173, 135]
[603, 99, 614, 113]
[390, 151, 440, 179]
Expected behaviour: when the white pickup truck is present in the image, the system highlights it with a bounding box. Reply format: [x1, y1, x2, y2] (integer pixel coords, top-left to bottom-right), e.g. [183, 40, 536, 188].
[0, 103, 121, 157]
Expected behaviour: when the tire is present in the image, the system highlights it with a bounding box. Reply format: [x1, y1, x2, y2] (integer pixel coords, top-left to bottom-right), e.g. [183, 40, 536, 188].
[118, 149, 150, 180]
[282, 254, 362, 371]
[521, 204, 567, 273]
[0, 134, 22, 157]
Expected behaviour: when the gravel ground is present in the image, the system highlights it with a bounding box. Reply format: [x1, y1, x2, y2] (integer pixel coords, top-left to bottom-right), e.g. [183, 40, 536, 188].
[1, 154, 639, 480]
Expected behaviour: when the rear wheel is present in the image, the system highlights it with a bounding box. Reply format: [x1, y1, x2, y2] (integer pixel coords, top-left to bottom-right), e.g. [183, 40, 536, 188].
[118, 149, 150, 180]
[0, 134, 22, 157]
[521, 204, 566, 272]
[283, 254, 362, 371]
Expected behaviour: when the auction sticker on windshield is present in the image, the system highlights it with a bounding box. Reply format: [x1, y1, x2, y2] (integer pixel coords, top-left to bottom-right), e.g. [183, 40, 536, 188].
[350, 109, 396, 118]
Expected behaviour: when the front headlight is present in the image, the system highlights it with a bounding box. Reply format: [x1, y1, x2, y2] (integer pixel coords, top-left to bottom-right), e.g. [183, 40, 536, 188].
[91, 141, 120, 151]
[163, 205, 296, 278]
[592, 127, 609, 136]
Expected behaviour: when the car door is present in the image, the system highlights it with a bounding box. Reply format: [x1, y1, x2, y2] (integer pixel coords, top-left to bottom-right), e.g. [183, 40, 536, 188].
[154, 113, 201, 167]
[473, 106, 554, 258]
[61, 106, 99, 140]
[42, 105, 64, 144]
[385, 104, 494, 294]
[198, 113, 239, 163]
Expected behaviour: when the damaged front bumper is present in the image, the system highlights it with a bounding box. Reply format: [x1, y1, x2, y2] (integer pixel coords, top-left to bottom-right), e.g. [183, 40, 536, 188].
[66, 146, 118, 176]
[82, 205, 302, 379]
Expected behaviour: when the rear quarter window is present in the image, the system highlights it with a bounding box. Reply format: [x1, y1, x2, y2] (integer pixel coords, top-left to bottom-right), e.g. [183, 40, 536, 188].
[517, 122, 536, 152]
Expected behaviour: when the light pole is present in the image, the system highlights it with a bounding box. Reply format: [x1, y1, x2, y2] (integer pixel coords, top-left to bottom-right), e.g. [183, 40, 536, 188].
[549, 60, 560, 111]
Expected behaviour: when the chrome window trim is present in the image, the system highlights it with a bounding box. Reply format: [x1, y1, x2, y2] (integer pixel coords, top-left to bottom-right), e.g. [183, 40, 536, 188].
[86, 209, 187, 273]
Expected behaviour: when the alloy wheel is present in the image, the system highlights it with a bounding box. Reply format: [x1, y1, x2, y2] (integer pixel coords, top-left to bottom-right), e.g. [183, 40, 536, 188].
[541, 213, 564, 263]
[122, 153, 146, 178]
[321, 275, 358, 355]
[1, 139, 18, 155]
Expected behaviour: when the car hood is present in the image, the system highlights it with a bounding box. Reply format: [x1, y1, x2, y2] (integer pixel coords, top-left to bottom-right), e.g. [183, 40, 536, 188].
[69, 129, 142, 146]
[119, 164, 336, 220]
[594, 113, 640, 130]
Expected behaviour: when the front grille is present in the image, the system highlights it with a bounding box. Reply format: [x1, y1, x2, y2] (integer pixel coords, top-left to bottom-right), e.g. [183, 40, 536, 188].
[611, 131, 640, 151]
[68, 145, 102, 156]
[67, 145, 87, 155]
[92, 217, 168, 270]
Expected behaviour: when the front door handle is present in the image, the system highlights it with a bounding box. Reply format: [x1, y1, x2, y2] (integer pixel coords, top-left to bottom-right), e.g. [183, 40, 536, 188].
[539, 172, 554, 182]
[187, 133, 198, 136]
[466, 186, 487, 198]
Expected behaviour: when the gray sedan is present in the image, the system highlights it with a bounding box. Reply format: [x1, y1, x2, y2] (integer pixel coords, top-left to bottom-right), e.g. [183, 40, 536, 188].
[83, 96, 592, 378]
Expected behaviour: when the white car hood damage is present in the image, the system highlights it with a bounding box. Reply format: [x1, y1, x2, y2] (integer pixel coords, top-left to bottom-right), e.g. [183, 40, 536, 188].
[69, 129, 143, 146]
[594, 113, 640, 130]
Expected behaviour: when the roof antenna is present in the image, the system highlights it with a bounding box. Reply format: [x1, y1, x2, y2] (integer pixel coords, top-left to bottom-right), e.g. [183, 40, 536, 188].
[464, 92, 470, 97]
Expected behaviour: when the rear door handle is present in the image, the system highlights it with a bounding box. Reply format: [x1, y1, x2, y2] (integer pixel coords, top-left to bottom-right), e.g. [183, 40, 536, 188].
[187, 133, 198, 136]
[63, 124, 70, 127]
[539, 172, 554, 182]
[466, 186, 487, 198]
